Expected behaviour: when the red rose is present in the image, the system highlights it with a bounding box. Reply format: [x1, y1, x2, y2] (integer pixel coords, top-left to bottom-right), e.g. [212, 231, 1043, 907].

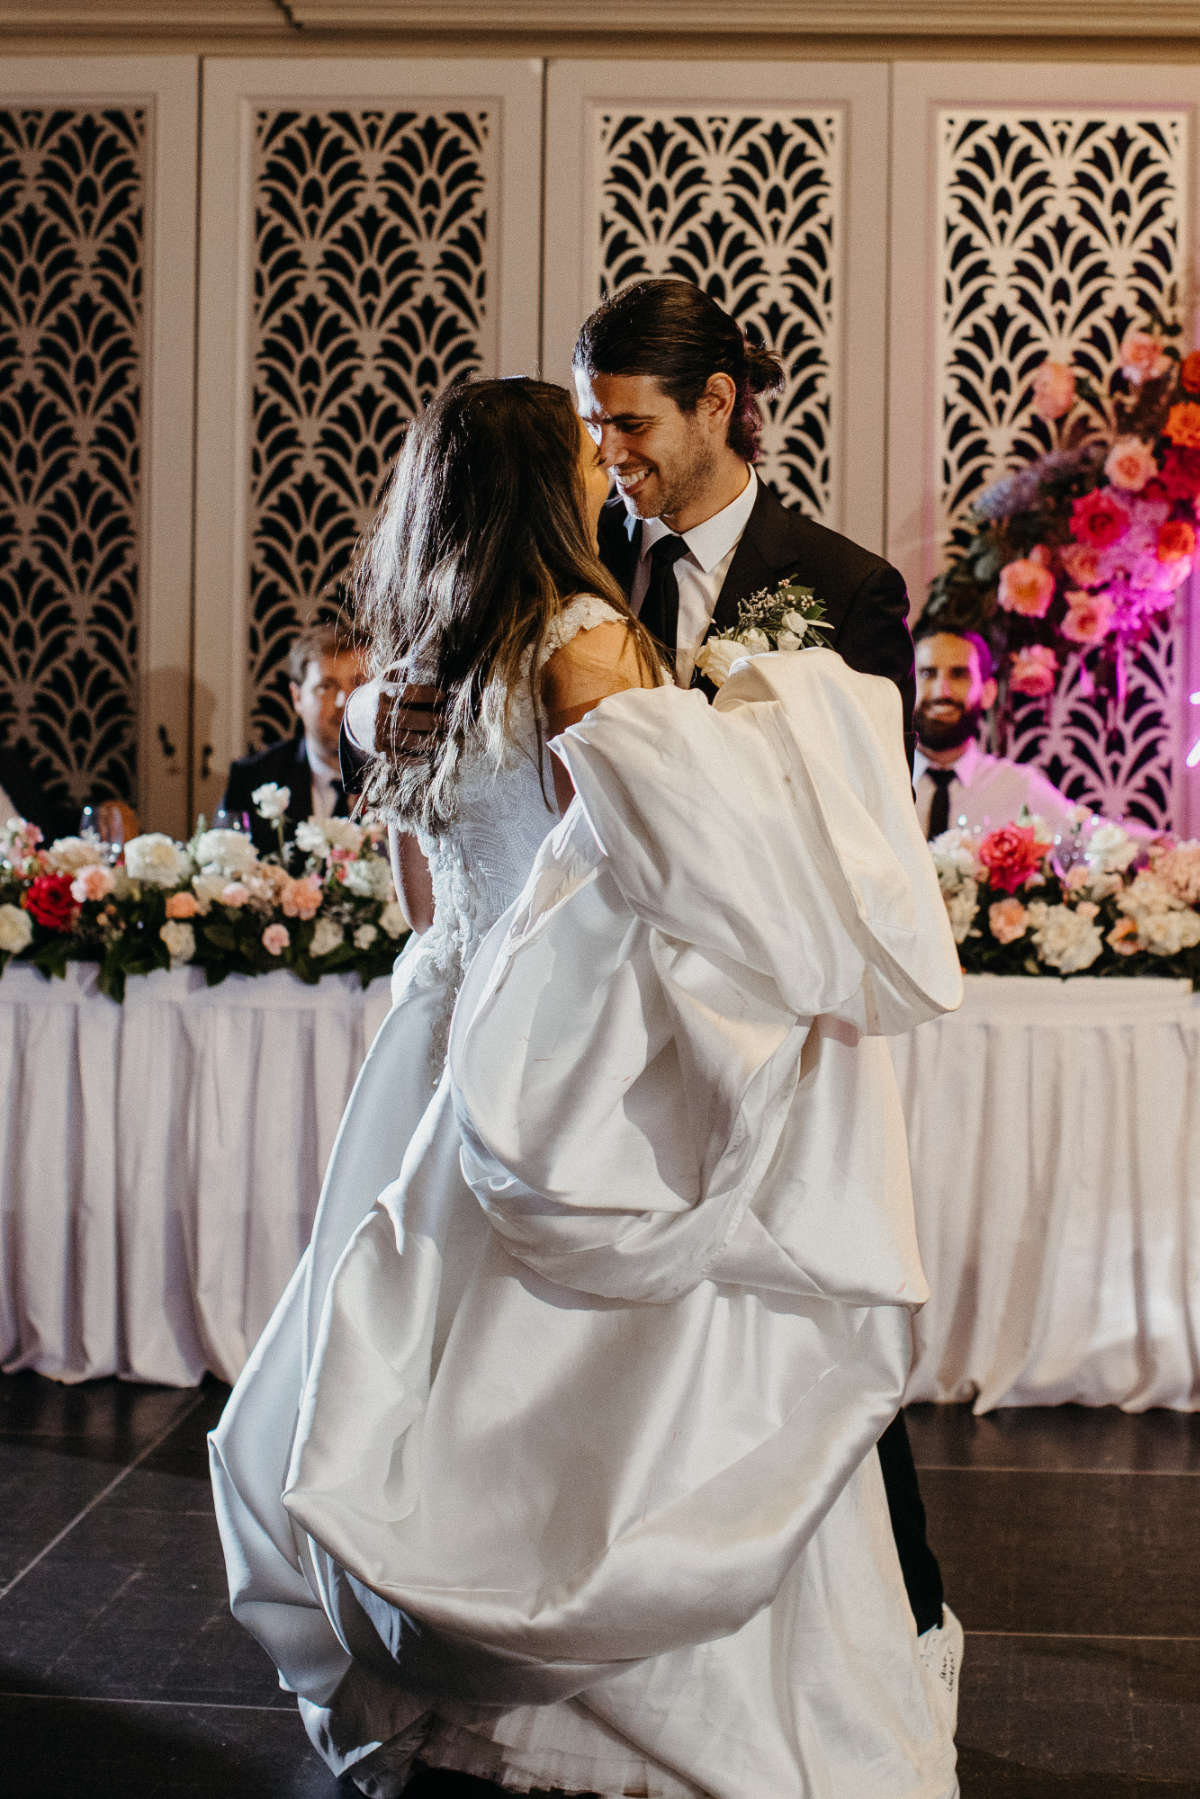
[1160, 446, 1200, 502]
[977, 824, 1044, 895]
[1181, 351, 1200, 395]
[1070, 488, 1130, 549]
[21, 872, 80, 932]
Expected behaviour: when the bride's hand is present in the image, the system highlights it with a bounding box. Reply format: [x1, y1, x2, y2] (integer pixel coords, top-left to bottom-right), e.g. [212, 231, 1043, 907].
[344, 675, 443, 762]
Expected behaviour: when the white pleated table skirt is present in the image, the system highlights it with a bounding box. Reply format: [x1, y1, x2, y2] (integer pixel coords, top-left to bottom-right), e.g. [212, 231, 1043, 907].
[2, 966, 1197, 1407]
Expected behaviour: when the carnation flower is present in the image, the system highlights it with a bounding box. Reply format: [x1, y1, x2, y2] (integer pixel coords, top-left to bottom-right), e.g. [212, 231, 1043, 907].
[1119, 330, 1170, 385]
[252, 782, 291, 821]
[1031, 360, 1075, 420]
[1165, 401, 1200, 449]
[988, 897, 1029, 944]
[193, 829, 259, 879]
[44, 836, 105, 875]
[165, 891, 199, 920]
[159, 920, 195, 964]
[977, 822, 1045, 894]
[997, 556, 1055, 617]
[125, 833, 193, 889]
[281, 874, 323, 920]
[1008, 644, 1059, 698]
[1061, 589, 1115, 647]
[1071, 488, 1131, 549]
[261, 922, 290, 956]
[354, 923, 378, 950]
[71, 864, 116, 904]
[1153, 840, 1200, 906]
[929, 827, 981, 892]
[0, 903, 33, 955]
[1103, 437, 1157, 493]
[379, 900, 409, 939]
[310, 917, 344, 957]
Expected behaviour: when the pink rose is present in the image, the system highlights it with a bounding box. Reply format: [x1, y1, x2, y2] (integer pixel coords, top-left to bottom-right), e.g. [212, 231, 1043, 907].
[1061, 589, 1115, 647]
[281, 874, 322, 920]
[1059, 541, 1105, 589]
[1008, 644, 1059, 698]
[70, 864, 116, 904]
[978, 823, 1045, 895]
[1119, 329, 1170, 385]
[1103, 437, 1157, 493]
[1071, 489, 1131, 549]
[261, 923, 290, 956]
[988, 897, 1030, 944]
[1031, 360, 1075, 420]
[165, 890, 199, 919]
[997, 557, 1055, 618]
[220, 882, 251, 909]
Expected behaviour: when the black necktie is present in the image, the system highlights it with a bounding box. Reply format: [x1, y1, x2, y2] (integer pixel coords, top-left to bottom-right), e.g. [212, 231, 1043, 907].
[639, 533, 689, 657]
[926, 769, 955, 840]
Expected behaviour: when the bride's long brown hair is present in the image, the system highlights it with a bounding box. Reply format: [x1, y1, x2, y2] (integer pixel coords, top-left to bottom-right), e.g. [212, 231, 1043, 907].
[355, 377, 658, 832]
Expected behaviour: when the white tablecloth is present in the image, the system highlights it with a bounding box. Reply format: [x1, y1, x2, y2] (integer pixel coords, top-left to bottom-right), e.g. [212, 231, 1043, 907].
[0, 964, 392, 1386]
[892, 975, 1200, 1413]
[3, 965, 1198, 1405]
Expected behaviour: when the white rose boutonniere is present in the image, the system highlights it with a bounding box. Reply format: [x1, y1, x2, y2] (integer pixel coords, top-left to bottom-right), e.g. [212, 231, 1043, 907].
[696, 578, 831, 688]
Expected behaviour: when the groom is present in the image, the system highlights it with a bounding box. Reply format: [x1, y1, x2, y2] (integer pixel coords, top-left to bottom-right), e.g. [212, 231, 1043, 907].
[573, 276, 916, 756]
[573, 278, 946, 1644]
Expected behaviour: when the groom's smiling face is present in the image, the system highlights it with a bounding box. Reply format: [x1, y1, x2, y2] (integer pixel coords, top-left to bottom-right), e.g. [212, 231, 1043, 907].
[574, 369, 722, 531]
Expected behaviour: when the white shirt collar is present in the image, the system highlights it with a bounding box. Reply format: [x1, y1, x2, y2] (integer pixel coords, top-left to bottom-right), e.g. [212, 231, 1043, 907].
[631, 465, 758, 573]
[914, 736, 985, 788]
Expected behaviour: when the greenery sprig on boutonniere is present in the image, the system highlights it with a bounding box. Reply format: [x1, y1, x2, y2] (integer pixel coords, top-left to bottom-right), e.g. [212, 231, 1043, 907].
[694, 577, 831, 687]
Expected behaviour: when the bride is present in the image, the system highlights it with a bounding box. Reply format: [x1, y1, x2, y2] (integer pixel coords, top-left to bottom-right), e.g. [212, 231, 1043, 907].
[211, 375, 961, 1797]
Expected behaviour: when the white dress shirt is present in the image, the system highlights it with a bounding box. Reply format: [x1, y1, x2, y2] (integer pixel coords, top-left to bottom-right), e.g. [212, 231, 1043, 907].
[306, 742, 341, 822]
[628, 466, 758, 686]
[913, 738, 1080, 838]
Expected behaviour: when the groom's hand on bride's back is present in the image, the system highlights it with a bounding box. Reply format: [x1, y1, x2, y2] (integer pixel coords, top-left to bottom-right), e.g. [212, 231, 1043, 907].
[343, 676, 443, 768]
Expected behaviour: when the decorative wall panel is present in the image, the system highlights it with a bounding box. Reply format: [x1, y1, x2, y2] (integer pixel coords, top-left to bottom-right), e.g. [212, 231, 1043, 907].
[248, 105, 491, 746]
[935, 106, 1189, 829]
[594, 106, 841, 522]
[0, 104, 143, 817]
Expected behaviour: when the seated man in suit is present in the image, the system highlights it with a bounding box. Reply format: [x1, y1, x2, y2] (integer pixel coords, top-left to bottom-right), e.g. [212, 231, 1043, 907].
[573, 278, 956, 1687]
[223, 620, 366, 857]
[572, 275, 916, 755]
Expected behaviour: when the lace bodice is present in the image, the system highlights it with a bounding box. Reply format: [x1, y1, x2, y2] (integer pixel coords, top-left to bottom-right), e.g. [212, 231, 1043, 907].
[409, 594, 623, 1000]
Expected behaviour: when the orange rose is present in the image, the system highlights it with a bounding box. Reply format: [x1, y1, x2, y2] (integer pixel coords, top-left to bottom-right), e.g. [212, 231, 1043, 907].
[1165, 402, 1200, 449]
[1181, 351, 1200, 394]
[1156, 519, 1196, 562]
[1107, 917, 1140, 957]
[165, 890, 199, 919]
[1119, 330, 1170, 385]
[1031, 361, 1075, 420]
[997, 556, 1055, 617]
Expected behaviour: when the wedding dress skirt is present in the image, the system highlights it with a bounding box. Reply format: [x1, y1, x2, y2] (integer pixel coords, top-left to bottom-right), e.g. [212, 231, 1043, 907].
[211, 649, 962, 1797]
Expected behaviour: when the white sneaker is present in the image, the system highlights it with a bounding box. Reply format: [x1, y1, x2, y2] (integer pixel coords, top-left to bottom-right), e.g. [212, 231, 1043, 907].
[917, 1603, 963, 1737]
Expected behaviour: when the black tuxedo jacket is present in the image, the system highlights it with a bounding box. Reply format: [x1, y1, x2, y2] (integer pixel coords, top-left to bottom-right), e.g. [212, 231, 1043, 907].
[597, 481, 916, 756]
[222, 732, 350, 859]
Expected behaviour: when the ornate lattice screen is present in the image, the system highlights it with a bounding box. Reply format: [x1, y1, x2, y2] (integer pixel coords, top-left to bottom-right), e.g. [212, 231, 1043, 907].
[248, 105, 492, 747]
[935, 107, 1189, 828]
[0, 105, 144, 818]
[591, 106, 843, 524]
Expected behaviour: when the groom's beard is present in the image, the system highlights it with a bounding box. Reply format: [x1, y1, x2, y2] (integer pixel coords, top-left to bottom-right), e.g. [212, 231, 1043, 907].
[614, 430, 718, 525]
[914, 699, 983, 752]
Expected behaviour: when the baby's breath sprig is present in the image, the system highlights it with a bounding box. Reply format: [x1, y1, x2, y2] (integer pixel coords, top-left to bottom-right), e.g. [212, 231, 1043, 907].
[694, 578, 831, 687]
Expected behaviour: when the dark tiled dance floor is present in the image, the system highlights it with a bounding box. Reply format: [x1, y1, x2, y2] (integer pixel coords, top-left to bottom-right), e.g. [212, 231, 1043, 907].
[1, 1376, 1198, 1796]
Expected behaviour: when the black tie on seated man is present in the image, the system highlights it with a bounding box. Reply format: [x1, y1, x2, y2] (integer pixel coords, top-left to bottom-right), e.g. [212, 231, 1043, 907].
[223, 620, 367, 860]
[571, 276, 949, 1652]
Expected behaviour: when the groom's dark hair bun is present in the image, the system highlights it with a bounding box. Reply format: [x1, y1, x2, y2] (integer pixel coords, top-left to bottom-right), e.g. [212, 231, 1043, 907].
[573, 278, 784, 461]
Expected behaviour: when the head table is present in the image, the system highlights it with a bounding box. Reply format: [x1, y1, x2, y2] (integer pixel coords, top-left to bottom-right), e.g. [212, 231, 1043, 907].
[2, 964, 1196, 1410]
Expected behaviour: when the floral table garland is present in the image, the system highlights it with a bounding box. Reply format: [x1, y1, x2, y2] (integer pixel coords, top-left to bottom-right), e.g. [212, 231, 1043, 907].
[932, 812, 1200, 980]
[0, 788, 409, 1001]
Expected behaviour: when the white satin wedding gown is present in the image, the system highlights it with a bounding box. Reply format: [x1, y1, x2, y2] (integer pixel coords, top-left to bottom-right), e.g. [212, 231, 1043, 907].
[211, 602, 962, 1798]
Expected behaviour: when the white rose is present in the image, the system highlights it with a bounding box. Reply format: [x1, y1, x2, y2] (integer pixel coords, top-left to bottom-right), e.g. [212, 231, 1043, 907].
[124, 833, 193, 888]
[310, 917, 344, 957]
[775, 629, 803, 653]
[190, 872, 227, 913]
[44, 836, 105, 874]
[322, 816, 364, 855]
[342, 857, 393, 901]
[252, 782, 291, 821]
[944, 877, 979, 944]
[0, 903, 33, 954]
[781, 608, 810, 637]
[294, 819, 328, 857]
[693, 638, 744, 687]
[1029, 902, 1103, 973]
[159, 920, 195, 964]
[193, 829, 259, 879]
[354, 923, 378, 950]
[738, 627, 772, 655]
[379, 899, 409, 939]
[1085, 822, 1139, 875]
